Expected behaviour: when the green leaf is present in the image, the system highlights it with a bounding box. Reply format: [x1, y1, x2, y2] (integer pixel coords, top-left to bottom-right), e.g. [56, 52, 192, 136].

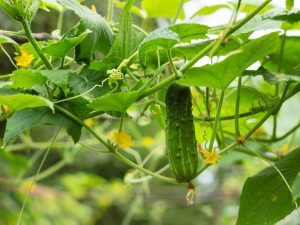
[10, 69, 47, 89]
[168, 23, 209, 42]
[4, 107, 81, 143]
[40, 70, 70, 95]
[286, 0, 294, 11]
[114, 0, 144, 18]
[142, 0, 185, 19]
[69, 66, 110, 98]
[41, 0, 64, 12]
[107, 0, 145, 62]
[236, 147, 300, 225]
[0, 94, 53, 111]
[0, 34, 20, 51]
[139, 28, 179, 67]
[0, 0, 40, 22]
[178, 32, 280, 89]
[58, 0, 114, 63]
[264, 36, 300, 74]
[173, 33, 250, 60]
[191, 4, 231, 17]
[292, 176, 300, 201]
[0, 0, 21, 21]
[89, 91, 140, 112]
[42, 30, 91, 58]
[234, 17, 282, 35]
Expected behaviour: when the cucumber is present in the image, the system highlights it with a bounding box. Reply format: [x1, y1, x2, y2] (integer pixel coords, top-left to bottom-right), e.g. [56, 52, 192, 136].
[165, 83, 198, 183]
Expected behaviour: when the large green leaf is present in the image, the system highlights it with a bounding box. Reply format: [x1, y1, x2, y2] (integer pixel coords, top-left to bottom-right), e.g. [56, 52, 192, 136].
[89, 91, 139, 112]
[142, 0, 186, 19]
[9, 69, 70, 95]
[138, 28, 179, 67]
[58, 0, 114, 63]
[10, 69, 46, 89]
[40, 70, 70, 95]
[42, 30, 91, 58]
[4, 107, 81, 143]
[236, 147, 300, 225]
[0, 0, 41, 22]
[286, 0, 294, 11]
[178, 32, 280, 89]
[264, 36, 300, 74]
[107, 0, 144, 62]
[168, 23, 209, 42]
[292, 176, 300, 201]
[0, 94, 53, 111]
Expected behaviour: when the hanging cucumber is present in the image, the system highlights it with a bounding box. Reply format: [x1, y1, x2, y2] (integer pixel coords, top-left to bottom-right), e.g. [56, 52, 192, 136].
[165, 83, 198, 183]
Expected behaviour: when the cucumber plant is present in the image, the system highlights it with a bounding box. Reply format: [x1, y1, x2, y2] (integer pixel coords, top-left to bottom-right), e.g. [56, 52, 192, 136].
[0, 0, 300, 224]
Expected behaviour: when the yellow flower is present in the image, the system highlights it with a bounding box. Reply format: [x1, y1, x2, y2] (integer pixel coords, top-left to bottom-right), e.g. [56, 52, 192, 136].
[91, 4, 97, 13]
[142, 136, 154, 146]
[21, 181, 35, 192]
[113, 130, 132, 149]
[14, 48, 34, 68]
[200, 147, 221, 165]
[84, 118, 94, 126]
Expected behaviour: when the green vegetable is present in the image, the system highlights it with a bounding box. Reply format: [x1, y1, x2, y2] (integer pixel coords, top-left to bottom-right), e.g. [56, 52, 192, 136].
[165, 83, 198, 183]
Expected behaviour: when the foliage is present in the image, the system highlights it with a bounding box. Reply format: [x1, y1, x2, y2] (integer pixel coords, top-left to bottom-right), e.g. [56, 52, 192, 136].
[0, 0, 300, 224]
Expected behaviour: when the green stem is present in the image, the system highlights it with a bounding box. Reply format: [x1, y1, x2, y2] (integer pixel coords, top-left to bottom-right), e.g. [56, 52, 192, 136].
[167, 49, 179, 78]
[21, 20, 53, 70]
[54, 105, 177, 184]
[171, 0, 184, 24]
[118, 113, 125, 132]
[233, 146, 279, 162]
[205, 88, 210, 117]
[0, 74, 12, 80]
[208, 91, 225, 151]
[57, 11, 64, 32]
[235, 75, 242, 136]
[195, 107, 266, 121]
[254, 122, 300, 143]
[107, 0, 114, 22]
[226, 0, 272, 36]
[272, 32, 286, 139]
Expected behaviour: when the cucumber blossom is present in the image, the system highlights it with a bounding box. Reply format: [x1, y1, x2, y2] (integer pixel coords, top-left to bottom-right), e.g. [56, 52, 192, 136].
[165, 83, 198, 183]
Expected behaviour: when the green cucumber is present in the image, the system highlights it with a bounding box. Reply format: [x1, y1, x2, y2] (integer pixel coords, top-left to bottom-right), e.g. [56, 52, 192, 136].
[165, 83, 198, 183]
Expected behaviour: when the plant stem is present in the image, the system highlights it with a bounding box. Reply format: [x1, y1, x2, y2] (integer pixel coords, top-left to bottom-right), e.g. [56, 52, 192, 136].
[235, 75, 242, 136]
[254, 122, 300, 143]
[205, 88, 210, 117]
[194, 107, 266, 121]
[171, 0, 184, 24]
[208, 90, 225, 151]
[107, 0, 114, 22]
[57, 11, 64, 33]
[54, 105, 178, 184]
[0, 74, 12, 80]
[21, 20, 53, 70]
[167, 49, 179, 78]
[226, 0, 272, 36]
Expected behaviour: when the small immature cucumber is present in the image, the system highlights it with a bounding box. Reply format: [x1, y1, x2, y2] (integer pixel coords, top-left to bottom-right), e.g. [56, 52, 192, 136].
[165, 83, 198, 183]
